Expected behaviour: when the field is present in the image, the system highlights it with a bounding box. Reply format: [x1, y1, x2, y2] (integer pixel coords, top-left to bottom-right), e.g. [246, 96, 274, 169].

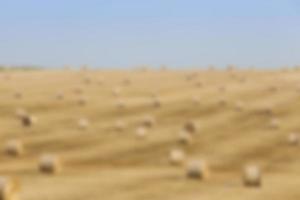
[1, 67, 300, 200]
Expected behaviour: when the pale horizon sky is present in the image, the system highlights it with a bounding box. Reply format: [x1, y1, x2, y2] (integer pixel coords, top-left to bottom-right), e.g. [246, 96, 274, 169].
[0, 0, 300, 68]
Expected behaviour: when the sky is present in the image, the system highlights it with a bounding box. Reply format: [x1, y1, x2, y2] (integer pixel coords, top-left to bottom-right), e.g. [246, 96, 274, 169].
[0, 0, 300, 68]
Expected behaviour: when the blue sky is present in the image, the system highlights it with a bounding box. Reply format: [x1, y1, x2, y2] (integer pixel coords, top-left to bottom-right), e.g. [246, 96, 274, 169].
[0, 0, 300, 68]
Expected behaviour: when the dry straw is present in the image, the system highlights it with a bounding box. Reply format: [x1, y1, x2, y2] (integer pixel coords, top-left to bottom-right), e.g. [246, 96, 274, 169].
[0, 177, 20, 200]
[186, 160, 210, 180]
[39, 154, 62, 174]
[4, 140, 24, 157]
[243, 165, 261, 187]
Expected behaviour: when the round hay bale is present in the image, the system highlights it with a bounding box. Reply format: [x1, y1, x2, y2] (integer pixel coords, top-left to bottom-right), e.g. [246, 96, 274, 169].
[115, 99, 126, 109]
[78, 118, 89, 130]
[141, 115, 156, 128]
[183, 120, 197, 134]
[136, 126, 147, 139]
[39, 154, 62, 174]
[0, 177, 20, 200]
[4, 140, 24, 157]
[218, 97, 228, 106]
[122, 78, 131, 86]
[218, 86, 227, 93]
[55, 92, 64, 100]
[77, 96, 88, 106]
[195, 81, 203, 88]
[243, 165, 261, 187]
[20, 114, 37, 127]
[268, 85, 279, 92]
[83, 77, 91, 84]
[288, 133, 299, 146]
[234, 101, 244, 112]
[269, 118, 280, 129]
[97, 79, 104, 85]
[256, 105, 274, 116]
[114, 120, 126, 132]
[178, 131, 193, 145]
[15, 108, 27, 119]
[186, 160, 210, 180]
[112, 87, 121, 97]
[73, 86, 83, 94]
[192, 96, 200, 105]
[152, 97, 161, 108]
[13, 92, 22, 99]
[169, 149, 185, 166]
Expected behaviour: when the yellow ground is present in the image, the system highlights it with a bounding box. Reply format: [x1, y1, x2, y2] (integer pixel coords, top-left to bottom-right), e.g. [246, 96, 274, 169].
[1, 68, 300, 200]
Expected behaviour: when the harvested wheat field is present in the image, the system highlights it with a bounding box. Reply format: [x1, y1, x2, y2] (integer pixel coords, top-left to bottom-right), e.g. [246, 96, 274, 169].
[1, 67, 300, 200]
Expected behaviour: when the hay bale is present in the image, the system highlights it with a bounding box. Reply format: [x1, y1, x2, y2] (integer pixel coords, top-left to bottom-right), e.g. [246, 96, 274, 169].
[218, 86, 227, 93]
[288, 133, 299, 146]
[269, 118, 280, 129]
[13, 92, 22, 99]
[192, 96, 200, 105]
[0, 177, 20, 200]
[115, 99, 126, 109]
[195, 81, 203, 88]
[218, 97, 228, 106]
[151, 97, 161, 108]
[169, 149, 185, 166]
[39, 154, 62, 174]
[234, 101, 244, 112]
[73, 86, 83, 94]
[83, 76, 91, 84]
[20, 114, 37, 127]
[268, 85, 279, 92]
[97, 78, 104, 85]
[55, 92, 64, 100]
[136, 126, 147, 139]
[178, 131, 193, 145]
[77, 96, 88, 106]
[122, 78, 131, 86]
[256, 105, 274, 116]
[186, 160, 210, 180]
[243, 165, 261, 187]
[15, 108, 27, 119]
[78, 118, 89, 130]
[112, 87, 121, 97]
[4, 140, 24, 157]
[183, 120, 197, 134]
[141, 115, 156, 128]
[114, 120, 126, 131]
